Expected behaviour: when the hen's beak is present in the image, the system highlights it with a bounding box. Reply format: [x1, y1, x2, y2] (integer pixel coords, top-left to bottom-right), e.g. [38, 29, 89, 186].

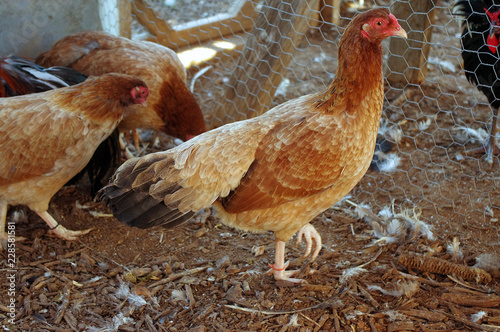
[393, 27, 408, 39]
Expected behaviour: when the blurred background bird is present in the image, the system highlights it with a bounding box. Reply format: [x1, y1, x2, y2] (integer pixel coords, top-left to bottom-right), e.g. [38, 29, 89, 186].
[453, 0, 500, 165]
[36, 30, 207, 152]
[0, 73, 148, 247]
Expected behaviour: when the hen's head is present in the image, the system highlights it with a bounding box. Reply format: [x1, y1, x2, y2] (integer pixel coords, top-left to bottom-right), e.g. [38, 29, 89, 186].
[485, 7, 500, 53]
[131, 86, 149, 106]
[353, 8, 407, 42]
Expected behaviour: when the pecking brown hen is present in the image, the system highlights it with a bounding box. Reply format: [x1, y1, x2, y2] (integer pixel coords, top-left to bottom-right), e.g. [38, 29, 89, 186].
[0, 74, 148, 246]
[35, 31, 207, 143]
[97, 9, 407, 284]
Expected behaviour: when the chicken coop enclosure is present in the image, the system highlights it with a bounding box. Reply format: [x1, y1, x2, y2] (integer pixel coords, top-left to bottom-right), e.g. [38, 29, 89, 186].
[1, 0, 500, 331]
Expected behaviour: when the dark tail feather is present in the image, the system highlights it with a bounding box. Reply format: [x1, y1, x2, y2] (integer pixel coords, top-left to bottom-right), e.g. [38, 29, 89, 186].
[67, 129, 121, 196]
[97, 183, 195, 230]
[0, 56, 88, 96]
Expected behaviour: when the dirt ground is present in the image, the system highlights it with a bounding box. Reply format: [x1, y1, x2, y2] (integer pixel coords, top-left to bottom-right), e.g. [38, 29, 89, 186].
[1, 1, 500, 331]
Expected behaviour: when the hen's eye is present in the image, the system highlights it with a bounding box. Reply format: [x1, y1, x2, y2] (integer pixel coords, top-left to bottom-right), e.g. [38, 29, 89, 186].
[376, 21, 383, 26]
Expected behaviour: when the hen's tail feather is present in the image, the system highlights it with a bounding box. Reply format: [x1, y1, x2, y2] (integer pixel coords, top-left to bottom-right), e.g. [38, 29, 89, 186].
[98, 183, 195, 229]
[67, 128, 121, 196]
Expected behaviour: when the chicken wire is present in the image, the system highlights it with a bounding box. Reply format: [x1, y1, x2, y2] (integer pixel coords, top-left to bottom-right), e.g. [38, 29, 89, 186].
[89, 0, 500, 245]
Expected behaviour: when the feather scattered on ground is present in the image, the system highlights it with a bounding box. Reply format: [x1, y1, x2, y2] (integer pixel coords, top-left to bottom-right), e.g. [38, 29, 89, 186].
[346, 200, 434, 245]
[367, 280, 420, 298]
[452, 126, 489, 144]
[470, 311, 487, 323]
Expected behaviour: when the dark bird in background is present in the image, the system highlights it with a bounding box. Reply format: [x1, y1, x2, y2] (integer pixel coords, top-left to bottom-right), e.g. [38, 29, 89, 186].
[453, 0, 500, 164]
[0, 56, 87, 96]
[0, 73, 149, 246]
[0, 56, 120, 195]
[97, 9, 407, 284]
[35, 31, 207, 145]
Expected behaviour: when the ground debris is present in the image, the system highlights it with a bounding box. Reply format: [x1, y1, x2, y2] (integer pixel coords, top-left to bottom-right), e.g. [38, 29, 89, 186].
[399, 253, 492, 284]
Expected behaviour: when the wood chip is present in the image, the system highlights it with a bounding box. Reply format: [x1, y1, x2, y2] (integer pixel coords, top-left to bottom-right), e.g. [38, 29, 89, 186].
[185, 284, 196, 310]
[441, 293, 500, 308]
[399, 309, 447, 322]
[149, 266, 208, 288]
[55, 282, 72, 325]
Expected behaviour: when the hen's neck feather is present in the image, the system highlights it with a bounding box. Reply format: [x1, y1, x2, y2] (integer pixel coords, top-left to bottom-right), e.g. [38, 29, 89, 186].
[313, 26, 384, 115]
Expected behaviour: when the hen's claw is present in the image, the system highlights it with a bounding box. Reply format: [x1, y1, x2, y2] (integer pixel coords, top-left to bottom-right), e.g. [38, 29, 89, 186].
[38, 211, 93, 241]
[296, 223, 322, 262]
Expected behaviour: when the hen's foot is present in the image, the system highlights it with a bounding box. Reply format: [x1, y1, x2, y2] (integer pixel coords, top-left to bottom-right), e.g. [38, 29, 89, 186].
[49, 225, 93, 241]
[268, 239, 316, 286]
[465, 145, 500, 166]
[296, 223, 322, 261]
[37, 211, 93, 241]
[269, 262, 305, 285]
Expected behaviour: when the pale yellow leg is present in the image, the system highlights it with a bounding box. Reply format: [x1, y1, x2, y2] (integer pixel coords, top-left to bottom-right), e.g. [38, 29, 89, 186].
[269, 224, 322, 284]
[37, 211, 93, 241]
[0, 201, 26, 249]
[271, 239, 305, 283]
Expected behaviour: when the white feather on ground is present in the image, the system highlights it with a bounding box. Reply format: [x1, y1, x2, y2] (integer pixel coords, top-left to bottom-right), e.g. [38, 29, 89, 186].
[115, 283, 148, 307]
[474, 253, 500, 272]
[367, 280, 420, 298]
[452, 126, 489, 144]
[346, 200, 434, 245]
[339, 267, 367, 284]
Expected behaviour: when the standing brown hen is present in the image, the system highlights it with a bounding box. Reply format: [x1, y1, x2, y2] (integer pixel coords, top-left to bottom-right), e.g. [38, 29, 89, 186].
[97, 9, 407, 284]
[36, 31, 207, 142]
[0, 74, 148, 245]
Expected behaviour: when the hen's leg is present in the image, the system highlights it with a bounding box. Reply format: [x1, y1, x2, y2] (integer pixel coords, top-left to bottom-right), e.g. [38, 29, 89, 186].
[0, 202, 25, 249]
[37, 211, 93, 241]
[0, 202, 8, 249]
[296, 223, 322, 261]
[132, 129, 143, 153]
[270, 239, 305, 284]
[485, 107, 500, 165]
[269, 224, 323, 284]
[466, 106, 500, 165]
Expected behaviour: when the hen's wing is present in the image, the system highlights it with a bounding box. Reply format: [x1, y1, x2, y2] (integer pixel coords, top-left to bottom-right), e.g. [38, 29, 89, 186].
[0, 95, 97, 188]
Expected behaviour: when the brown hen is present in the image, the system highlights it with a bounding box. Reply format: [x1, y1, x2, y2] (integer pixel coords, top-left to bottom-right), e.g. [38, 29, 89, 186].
[97, 9, 407, 284]
[0, 74, 148, 246]
[36, 31, 206, 142]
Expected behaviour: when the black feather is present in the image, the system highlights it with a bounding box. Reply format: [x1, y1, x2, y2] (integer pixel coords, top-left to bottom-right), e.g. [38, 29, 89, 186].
[453, 0, 500, 107]
[97, 181, 195, 230]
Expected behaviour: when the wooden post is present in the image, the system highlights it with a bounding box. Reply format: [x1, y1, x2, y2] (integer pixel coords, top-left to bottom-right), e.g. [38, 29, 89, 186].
[211, 0, 319, 128]
[133, 0, 256, 51]
[386, 0, 436, 86]
[319, 0, 341, 26]
[98, 0, 132, 37]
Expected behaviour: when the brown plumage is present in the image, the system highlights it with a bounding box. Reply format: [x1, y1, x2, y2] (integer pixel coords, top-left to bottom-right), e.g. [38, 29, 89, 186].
[0, 56, 120, 196]
[97, 9, 407, 284]
[36, 31, 207, 141]
[0, 73, 149, 246]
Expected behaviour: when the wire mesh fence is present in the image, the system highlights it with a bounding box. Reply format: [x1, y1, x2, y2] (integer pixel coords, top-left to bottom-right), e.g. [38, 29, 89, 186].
[113, 0, 499, 246]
